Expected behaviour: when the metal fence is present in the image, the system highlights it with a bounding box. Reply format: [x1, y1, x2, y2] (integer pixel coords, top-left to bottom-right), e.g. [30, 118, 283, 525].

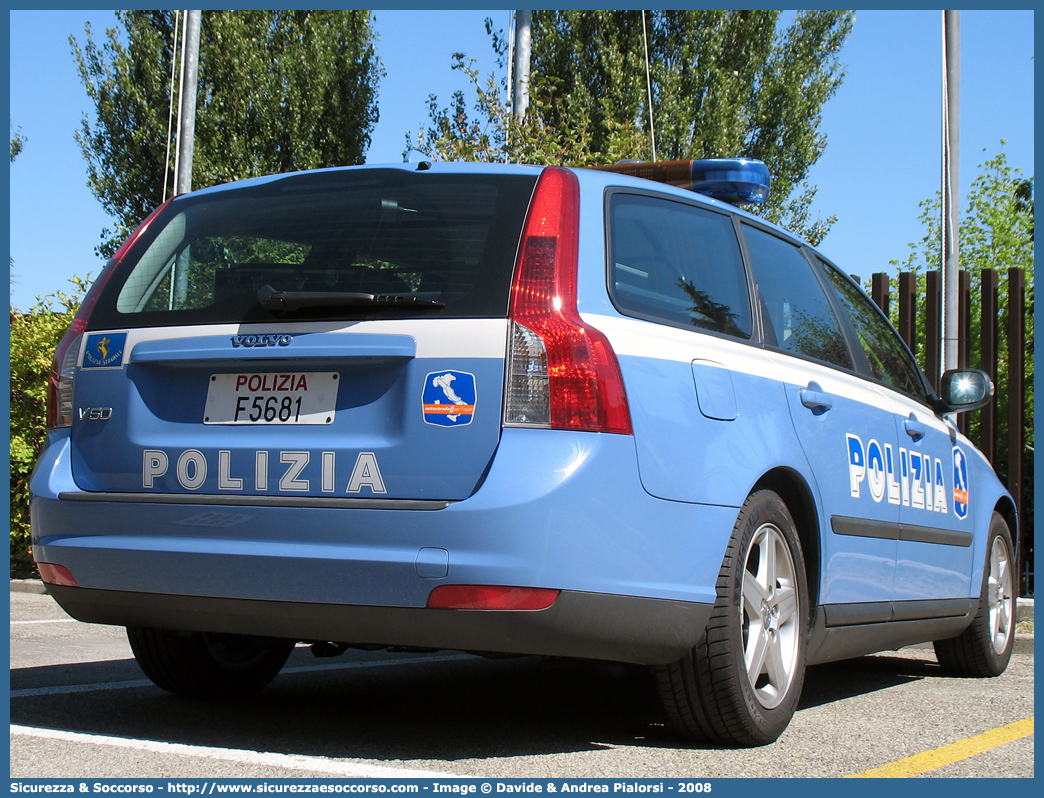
[871, 268, 1032, 596]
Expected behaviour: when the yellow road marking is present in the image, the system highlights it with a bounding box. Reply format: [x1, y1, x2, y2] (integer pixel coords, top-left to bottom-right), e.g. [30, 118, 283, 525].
[847, 717, 1033, 777]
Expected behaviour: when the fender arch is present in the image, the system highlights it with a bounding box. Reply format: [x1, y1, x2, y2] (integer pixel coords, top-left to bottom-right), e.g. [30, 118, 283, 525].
[752, 467, 822, 612]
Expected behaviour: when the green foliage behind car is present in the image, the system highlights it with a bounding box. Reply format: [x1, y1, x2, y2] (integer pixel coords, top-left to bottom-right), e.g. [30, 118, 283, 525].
[9, 278, 87, 576]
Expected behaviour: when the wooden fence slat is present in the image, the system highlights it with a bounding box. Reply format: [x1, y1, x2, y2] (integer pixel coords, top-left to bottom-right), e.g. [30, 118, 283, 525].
[1007, 268, 1025, 590]
[958, 270, 971, 435]
[899, 272, 916, 351]
[980, 269, 998, 463]
[925, 271, 941, 393]
[872, 273, 889, 316]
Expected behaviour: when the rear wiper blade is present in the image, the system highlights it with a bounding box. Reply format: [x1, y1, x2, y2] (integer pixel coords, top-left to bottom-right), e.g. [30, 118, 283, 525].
[257, 284, 444, 314]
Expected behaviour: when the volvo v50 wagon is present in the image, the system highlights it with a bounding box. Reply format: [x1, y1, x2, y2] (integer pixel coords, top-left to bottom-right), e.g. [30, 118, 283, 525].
[32, 157, 1017, 745]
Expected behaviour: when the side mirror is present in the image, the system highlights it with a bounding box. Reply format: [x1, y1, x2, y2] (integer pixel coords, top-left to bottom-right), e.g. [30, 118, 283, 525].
[933, 369, 994, 414]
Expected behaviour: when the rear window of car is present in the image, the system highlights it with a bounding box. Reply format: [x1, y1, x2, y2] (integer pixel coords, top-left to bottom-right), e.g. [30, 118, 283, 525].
[88, 169, 538, 329]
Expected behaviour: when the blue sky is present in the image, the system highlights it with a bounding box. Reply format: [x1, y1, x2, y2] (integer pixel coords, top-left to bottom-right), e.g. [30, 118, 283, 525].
[7, 8, 1035, 312]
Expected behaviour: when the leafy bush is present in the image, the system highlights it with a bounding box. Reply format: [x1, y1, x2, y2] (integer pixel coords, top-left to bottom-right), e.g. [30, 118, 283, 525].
[10, 278, 88, 576]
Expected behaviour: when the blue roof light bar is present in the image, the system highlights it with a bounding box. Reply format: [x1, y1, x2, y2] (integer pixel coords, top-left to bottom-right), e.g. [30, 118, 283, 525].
[592, 157, 771, 206]
[688, 159, 770, 205]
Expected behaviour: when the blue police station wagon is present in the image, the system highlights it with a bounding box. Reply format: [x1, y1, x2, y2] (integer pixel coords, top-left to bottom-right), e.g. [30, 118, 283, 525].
[32, 156, 1017, 746]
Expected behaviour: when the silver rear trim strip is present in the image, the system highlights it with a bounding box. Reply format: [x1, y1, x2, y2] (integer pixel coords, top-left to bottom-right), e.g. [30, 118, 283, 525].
[58, 491, 450, 511]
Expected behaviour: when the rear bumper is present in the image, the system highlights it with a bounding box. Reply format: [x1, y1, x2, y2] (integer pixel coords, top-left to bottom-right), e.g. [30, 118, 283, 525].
[32, 428, 738, 664]
[43, 584, 710, 665]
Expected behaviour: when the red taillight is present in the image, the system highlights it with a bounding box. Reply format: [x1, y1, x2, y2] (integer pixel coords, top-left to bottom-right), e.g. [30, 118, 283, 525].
[504, 167, 632, 434]
[427, 585, 560, 610]
[46, 200, 173, 430]
[46, 318, 86, 430]
[37, 562, 78, 587]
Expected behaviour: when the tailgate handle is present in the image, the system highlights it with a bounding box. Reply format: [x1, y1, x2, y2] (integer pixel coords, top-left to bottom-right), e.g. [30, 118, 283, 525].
[129, 334, 417, 365]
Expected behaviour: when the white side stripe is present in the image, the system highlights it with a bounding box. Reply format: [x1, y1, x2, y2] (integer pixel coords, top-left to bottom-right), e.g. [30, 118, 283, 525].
[10, 725, 459, 778]
[585, 312, 899, 407]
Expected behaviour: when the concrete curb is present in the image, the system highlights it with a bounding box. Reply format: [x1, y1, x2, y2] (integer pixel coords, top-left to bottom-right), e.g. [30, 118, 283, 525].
[11, 579, 49, 595]
[1015, 597, 1033, 624]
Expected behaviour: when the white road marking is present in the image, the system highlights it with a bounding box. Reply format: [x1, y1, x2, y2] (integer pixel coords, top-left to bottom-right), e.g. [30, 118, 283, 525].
[10, 618, 80, 625]
[10, 725, 459, 778]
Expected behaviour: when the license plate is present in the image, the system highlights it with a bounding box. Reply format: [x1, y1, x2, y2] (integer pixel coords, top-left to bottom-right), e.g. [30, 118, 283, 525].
[204, 372, 337, 425]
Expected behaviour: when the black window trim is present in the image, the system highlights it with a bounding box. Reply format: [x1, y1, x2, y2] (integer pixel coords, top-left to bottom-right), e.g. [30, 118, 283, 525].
[600, 188, 941, 411]
[602, 186, 763, 345]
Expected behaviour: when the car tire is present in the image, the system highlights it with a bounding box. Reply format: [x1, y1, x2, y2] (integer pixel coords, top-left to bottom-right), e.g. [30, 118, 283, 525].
[933, 512, 1016, 677]
[656, 489, 809, 746]
[127, 627, 295, 698]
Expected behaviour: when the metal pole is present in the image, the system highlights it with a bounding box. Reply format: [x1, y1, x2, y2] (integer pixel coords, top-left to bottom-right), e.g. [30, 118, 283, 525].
[173, 10, 201, 307]
[642, 10, 657, 162]
[175, 10, 201, 196]
[162, 10, 181, 203]
[171, 11, 187, 199]
[512, 10, 531, 124]
[941, 10, 960, 374]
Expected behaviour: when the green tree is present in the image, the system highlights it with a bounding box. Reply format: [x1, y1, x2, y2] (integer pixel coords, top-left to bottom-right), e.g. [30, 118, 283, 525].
[10, 119, 26, 161]
[1014, 178, 1033, 241]
[413, 47, 615, 169]
[414, 10, 853, 244]
[72, 10, 382, 258]
[11, 119, 25, 284]
[9, 279, 89, 576]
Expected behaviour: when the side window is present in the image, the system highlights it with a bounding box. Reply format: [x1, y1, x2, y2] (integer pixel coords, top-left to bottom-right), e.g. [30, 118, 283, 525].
[608, 194, 752, 339]
[818, 260, 928, 400]
[742, 224, 853, 369]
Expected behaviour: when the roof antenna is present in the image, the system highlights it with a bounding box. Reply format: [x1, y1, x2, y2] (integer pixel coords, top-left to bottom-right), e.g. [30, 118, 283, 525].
[403, 150, 433, 170]
[642, 10, 657, 162]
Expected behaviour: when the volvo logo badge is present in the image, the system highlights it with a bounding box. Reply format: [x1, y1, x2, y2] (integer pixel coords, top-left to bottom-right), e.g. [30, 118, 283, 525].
[231, 334, 293, 348]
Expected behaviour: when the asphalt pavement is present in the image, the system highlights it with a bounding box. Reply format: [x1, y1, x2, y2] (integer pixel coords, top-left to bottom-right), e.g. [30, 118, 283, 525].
[9, 581, 1035, 779]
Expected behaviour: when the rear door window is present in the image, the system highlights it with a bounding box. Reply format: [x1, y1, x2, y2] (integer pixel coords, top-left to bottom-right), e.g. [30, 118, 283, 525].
[608, 193, 752, 339]
[89, 169, 538, 329]
[742, 224, 853, 370]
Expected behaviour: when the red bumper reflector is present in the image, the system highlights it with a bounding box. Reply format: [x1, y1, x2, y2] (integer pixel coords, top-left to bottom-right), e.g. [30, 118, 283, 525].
[427, 585, 560, 610]
[37, 562, 78, 587]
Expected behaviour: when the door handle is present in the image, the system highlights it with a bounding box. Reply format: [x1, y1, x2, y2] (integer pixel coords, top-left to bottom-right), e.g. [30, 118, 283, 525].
[904, 413, 927, 442]
[799, 382, 832, 415]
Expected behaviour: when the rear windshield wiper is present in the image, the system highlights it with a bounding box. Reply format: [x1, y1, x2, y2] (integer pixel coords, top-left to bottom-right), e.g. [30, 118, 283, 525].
[257, 284, 444, 314]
